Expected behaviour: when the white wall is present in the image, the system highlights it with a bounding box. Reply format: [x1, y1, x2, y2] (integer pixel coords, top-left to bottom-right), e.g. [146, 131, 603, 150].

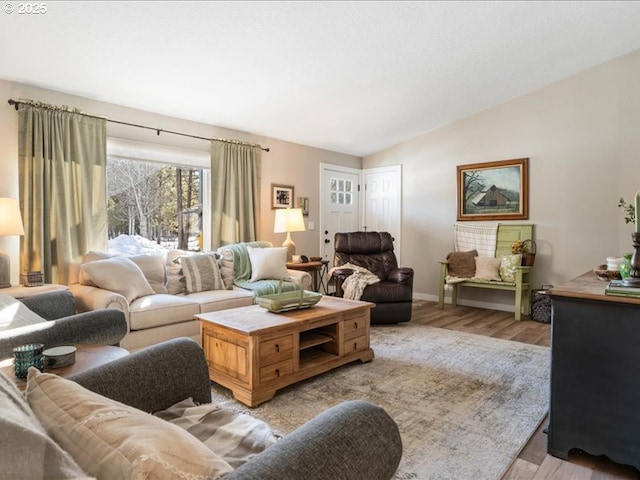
[0, 80, 360, 284]
[364, 49, 640, 309]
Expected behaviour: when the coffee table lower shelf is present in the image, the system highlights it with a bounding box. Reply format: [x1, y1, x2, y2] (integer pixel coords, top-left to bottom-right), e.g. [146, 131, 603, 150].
[196, 296, 374, 407]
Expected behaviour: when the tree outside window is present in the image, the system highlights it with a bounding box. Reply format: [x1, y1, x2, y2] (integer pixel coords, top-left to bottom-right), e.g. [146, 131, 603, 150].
[107, 157, 202, 251]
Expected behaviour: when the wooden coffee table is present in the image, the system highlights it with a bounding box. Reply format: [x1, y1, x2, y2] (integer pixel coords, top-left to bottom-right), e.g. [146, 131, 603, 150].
[0, 344, 129, 391]
[196, 296, 374, 407]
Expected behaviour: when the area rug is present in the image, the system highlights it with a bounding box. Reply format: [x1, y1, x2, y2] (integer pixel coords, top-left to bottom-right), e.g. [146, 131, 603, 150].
[209, 323, 550, 480]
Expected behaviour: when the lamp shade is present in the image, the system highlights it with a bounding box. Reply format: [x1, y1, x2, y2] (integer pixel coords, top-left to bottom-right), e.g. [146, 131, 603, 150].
[274, 208, 305, 233]
[0, 198, 24, 236]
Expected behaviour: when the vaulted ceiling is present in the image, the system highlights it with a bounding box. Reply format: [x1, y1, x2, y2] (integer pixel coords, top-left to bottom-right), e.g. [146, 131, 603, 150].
[2, 1, 640, 156]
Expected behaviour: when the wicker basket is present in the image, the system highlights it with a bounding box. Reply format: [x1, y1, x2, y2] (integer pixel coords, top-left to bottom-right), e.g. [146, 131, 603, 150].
[20, 271, 44, 287]
[256, 279, 322, 313]
[521, 239, 537, 266]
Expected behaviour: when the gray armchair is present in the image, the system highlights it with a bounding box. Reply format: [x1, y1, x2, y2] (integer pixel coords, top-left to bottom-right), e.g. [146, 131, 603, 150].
[0, 290, 127, 359]
[70, 337, 403, 480]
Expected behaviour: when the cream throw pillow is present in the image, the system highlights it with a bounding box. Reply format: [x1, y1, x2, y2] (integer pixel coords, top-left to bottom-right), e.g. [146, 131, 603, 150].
[0, 371, 89, 479]
[129, 254, 168, 294]
[473, 256, 502, 281]
[499, 254, 523, 282]
[79, 251, 116, 286]
[180, 252, 226, 293]
[26, 369, 233, 480]
[247, 246, 288, 281]
[80, 256, 155, 303]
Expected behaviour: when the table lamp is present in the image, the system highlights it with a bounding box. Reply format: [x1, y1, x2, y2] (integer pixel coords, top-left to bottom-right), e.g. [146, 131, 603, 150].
[0, 197, 25, 288]
[274, 208, 305, 261]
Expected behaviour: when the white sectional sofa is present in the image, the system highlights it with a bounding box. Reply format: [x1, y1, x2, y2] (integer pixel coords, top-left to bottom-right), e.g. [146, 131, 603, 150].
[69, 242, 311, 351]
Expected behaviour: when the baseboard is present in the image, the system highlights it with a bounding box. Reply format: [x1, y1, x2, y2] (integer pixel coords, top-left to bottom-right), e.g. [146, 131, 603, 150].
[412, 292, 516, 313]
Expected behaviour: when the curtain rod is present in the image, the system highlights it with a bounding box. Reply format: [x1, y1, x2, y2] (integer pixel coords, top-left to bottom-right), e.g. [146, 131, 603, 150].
[7, 98, 270, 152]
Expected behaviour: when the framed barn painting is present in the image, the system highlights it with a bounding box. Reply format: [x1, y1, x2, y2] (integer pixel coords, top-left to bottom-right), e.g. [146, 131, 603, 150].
[457, 158, 529, 221]
[271, 184, 294, 209]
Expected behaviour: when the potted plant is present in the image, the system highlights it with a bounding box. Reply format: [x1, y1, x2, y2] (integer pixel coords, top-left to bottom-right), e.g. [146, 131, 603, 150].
[512, 239, 536, 266]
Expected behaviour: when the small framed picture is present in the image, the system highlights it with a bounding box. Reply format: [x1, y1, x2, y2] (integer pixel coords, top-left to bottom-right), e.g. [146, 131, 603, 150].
[297, 197, 309, 216]
[272, 184, 294, 209]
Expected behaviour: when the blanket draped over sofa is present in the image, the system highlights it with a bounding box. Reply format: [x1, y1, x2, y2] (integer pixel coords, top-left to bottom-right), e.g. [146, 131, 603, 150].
[225, 241, 301, 296]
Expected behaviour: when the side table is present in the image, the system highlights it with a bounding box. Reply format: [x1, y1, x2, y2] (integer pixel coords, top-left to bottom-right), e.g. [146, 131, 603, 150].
[286, 260, 330, 292]
[1, 283, 69, 299]
[0, 344, 129, 391]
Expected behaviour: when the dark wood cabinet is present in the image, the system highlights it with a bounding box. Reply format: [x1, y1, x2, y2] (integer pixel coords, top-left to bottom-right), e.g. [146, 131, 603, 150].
[548, 272, 640, 471]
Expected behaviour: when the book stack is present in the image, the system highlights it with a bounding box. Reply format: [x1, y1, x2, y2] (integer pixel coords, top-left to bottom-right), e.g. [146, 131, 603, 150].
[605, 279, 640, 298]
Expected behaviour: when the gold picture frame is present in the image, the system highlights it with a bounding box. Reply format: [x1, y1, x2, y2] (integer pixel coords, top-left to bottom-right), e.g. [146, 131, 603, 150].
[457, 158, 529, 221]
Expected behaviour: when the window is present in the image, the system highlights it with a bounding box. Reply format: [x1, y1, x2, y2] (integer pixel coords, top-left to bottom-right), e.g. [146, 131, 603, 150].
[106, 138, 210, 254]
[330, 177, 353, 205]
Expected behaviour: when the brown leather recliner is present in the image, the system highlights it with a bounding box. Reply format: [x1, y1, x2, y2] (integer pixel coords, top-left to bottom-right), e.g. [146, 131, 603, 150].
[331, 231, 413, 324]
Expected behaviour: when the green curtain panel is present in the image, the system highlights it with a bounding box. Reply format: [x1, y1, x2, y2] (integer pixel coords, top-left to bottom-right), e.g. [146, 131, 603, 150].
[210, 140, 261, 247]
[18, 101, 108, 284]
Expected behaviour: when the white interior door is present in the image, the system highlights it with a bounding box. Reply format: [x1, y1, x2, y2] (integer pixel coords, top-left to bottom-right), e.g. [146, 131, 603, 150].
[320, 164, 361, 262]
[363, 165, 402, 261]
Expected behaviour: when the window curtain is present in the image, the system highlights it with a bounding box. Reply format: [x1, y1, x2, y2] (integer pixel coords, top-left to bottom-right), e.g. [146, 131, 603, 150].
[210, 140, 261, 248]
[18, 101, 108, 284]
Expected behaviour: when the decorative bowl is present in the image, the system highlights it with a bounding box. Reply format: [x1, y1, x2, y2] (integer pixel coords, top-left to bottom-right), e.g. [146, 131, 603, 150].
[593, 265, 622, 281]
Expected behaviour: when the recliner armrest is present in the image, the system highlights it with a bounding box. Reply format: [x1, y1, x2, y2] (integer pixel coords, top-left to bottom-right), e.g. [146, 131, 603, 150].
[388, 267, 414, 284]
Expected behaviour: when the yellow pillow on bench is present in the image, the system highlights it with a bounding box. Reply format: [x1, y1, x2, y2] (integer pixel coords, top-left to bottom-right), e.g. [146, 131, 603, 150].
[499, 254, 523, 282]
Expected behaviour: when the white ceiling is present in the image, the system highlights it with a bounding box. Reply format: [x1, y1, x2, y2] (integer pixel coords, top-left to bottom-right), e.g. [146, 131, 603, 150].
[2, 1, 640, 157]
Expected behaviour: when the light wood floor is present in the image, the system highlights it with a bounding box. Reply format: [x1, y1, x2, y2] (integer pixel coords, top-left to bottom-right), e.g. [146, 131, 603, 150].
[411, 299, 640, 480]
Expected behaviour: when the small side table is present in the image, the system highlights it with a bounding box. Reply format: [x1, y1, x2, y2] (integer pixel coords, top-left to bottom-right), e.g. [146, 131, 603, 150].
[286, 260, 330, 293]
[0, 344, 129, 391]
[1, 284, 69, 299]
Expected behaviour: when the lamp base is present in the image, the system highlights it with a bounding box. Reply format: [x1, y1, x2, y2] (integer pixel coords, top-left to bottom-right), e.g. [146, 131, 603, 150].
[282, 232, 296, 262]
[0, 251, 11, 288]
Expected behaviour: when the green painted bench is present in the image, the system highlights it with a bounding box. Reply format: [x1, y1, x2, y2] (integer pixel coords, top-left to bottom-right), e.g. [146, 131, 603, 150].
[437, 224, 534, 321]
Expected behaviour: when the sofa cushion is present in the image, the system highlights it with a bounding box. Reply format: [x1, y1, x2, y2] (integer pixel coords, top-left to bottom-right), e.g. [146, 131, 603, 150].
[499, 254, 523, 282]
[129, 253, 168, 294]
[26, 368, 234, 480]
[473, 256, 502, 281]
[186, 287, 255, 313]
[247, 246, 288, 281]
[446, 249, 477, 278]
[81, 256, 155, 304]
[180, 252, 226, 293]
[154, 397, 278, 469]
[129, 294, 201, 331]
[0, 371, 88, 479]
[0, 293, 46, 332]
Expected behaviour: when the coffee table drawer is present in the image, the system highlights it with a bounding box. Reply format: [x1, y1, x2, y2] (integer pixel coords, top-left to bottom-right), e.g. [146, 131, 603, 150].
[344, 315, 367, 340]
[343, 335, 368, 355]
[260, 359, 294, 384]
[260, 335, 294, 365]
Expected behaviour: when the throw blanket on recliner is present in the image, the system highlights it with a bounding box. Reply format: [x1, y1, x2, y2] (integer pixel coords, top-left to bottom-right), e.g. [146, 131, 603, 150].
[337, 263, 380, 301]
